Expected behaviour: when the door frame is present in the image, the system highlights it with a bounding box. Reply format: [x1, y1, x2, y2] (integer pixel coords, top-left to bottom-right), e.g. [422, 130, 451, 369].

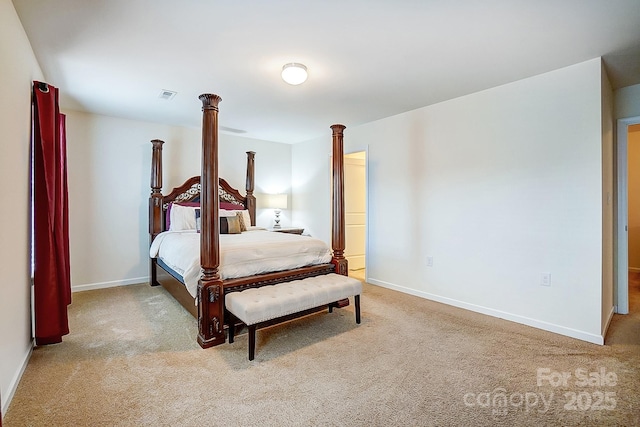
[616, 115, 640, 314]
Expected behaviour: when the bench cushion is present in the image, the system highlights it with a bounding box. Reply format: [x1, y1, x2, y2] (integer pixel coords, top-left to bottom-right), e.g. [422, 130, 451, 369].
[225, 273, 362, 325]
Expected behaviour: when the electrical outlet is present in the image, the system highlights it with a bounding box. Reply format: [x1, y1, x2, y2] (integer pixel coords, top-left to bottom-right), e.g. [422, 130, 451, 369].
[426, 256, 434, 267]
[541, 273, 551, 287]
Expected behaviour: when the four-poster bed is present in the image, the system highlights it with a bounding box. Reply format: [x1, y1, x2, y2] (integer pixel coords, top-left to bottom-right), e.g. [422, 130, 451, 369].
[149, 93, 348, 349]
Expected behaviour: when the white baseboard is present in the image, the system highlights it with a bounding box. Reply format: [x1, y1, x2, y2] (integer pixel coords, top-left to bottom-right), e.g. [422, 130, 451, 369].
[2, 340, 33, 417]
[72, 276, 149, 293]
[367, 278, 605, 345]
[602, 305, 615, 342]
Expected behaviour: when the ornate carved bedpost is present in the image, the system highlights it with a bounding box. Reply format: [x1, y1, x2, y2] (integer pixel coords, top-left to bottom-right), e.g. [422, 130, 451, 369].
[149, 139, 164, 286]
[331, 124, 348, 276]
[150, 139, 164, 239]
[246, 151, 256, 226]
[197, 93, 225, 348]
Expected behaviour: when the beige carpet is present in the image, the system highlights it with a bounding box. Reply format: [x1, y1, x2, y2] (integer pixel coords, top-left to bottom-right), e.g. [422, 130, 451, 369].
[4, 272, 639, 427]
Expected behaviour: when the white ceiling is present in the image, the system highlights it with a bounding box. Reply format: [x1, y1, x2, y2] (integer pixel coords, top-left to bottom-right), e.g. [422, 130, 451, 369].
[12, 0, 640, 144]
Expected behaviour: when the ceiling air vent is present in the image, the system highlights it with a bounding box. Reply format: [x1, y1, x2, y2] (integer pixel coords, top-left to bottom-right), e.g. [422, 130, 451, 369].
[158, 89, 177, 100]
[220, 126, 247, 134]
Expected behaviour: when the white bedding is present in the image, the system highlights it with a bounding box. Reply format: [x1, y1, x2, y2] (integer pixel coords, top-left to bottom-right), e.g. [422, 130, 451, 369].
[149, 229, 332, 298]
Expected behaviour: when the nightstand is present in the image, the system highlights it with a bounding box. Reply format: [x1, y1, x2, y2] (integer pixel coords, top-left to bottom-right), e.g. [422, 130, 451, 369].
[268, 227, 304, 235]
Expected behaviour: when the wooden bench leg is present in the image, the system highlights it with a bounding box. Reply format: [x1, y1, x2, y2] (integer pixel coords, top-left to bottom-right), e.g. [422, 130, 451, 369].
[248, 324, 256, 361]
[228, 322, 235, 344]
[355, 295, 361, 324]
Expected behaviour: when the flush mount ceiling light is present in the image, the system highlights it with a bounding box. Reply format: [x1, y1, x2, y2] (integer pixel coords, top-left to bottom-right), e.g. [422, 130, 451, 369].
[281, 63, 308, 85]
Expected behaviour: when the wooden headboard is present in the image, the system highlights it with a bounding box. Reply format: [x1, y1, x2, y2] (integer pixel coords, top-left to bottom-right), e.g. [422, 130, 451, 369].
[149, 139, 256, 239]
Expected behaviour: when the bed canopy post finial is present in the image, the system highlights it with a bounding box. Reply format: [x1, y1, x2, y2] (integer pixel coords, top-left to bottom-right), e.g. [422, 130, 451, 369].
[246, 151, 256, 226]
[331, 124, 348, 276]
[197, 93, 225, 348]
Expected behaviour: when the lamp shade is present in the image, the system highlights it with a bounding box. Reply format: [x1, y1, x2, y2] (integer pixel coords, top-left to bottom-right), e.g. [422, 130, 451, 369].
[281, 63, 308, 85]
[264, 193, 288, 209]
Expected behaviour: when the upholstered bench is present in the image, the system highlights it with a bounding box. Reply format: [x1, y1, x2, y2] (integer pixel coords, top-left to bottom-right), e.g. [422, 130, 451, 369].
[225, 273, 362, 360]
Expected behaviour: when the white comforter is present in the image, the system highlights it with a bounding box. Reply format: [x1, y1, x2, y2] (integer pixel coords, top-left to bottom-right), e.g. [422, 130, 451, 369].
[149, 229, 332, 298]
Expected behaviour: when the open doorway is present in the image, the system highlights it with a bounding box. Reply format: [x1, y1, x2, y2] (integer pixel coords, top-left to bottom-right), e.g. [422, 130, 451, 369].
[344, 151, 367, 281]
[616, 118, 640, 315]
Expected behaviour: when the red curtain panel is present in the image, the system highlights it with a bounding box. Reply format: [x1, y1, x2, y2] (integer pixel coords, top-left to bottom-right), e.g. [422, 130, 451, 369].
[32, 81, 71, 345]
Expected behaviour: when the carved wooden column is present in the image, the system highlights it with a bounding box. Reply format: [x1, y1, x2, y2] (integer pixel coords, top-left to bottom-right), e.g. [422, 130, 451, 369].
[150, 139, 164, 238]
[149, 139, 164, 286]
[197, 93, 225, 348]
[331, 124, 348, 276]
[246, 151, 256, 225]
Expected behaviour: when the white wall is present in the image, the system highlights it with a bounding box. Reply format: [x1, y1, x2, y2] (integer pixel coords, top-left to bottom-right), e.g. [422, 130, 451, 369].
[614, 83, 640, 119]
[293, 58, 608, 343]
[601, 62, 614, 336]
[292, 133, 333, 239]
[64, 111, 291, 291]
[0, 0, 44, 415]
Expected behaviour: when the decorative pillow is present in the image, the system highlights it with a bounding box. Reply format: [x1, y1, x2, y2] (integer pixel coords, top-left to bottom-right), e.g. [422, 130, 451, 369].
[168, 203, 249, 232]
[220, 215, 242, 234]
[220, 209, 251, 227]
[220, 209, 238, 217]
[169, 204, 199, 231]
[236, 211, 247, 231]
[166, 201, 199, 230]
[240, 209, 251, 227]
[167, 202, 245, 229]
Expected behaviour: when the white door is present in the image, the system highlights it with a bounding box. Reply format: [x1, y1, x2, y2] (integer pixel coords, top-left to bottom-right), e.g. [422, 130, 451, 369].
[344, 154, 366, 270]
